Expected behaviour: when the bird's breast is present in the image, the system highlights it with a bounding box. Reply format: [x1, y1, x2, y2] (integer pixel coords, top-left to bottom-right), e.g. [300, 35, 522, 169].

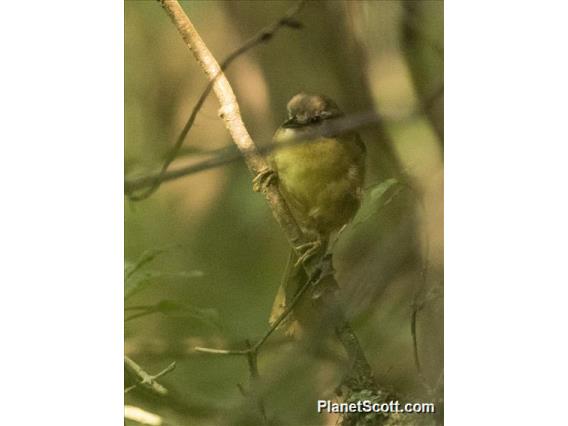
[271, 132, 363, 234]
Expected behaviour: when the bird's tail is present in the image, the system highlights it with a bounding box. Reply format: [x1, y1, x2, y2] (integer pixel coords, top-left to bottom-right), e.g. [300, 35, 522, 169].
[269, 249, 306, 336]
[269, 240, 330, 337]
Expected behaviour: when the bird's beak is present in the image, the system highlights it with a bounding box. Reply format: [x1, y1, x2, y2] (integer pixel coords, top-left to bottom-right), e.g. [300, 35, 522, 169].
[282, 117, 302, 129]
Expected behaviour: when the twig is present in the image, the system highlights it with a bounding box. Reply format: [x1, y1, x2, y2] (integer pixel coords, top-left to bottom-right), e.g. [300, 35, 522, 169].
[124, 355, 176, 395]
[127, 0, 307, 201]
[124, 405, 163, 426]
[124, 88, 443, 194]
[194, 255, 325, 357]
[125, 145, 241, 194]
[245, 340, 269, 425]
[193, 346, 249, 356]
[125, 110, 381, 194]
[405, 179, 433, 394]
[410, 295, 428, 392]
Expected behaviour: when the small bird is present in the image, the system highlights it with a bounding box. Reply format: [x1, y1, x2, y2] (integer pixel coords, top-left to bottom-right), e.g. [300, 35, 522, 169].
[264, 93, 366, 336]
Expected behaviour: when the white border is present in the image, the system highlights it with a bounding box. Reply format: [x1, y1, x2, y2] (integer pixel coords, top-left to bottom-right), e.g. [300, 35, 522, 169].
[0, 0, 123, 424]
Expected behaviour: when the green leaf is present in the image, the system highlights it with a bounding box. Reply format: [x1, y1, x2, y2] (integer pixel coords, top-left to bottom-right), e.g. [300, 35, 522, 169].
[352, 178, 402, 227]
[125, 270, 165, 300]
[155, 300, 221, 327]
[124, 248, 167, 279]
[367, 178, 400, 205]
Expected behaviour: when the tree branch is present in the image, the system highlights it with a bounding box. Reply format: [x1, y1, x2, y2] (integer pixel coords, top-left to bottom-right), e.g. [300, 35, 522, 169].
[124, 110, 381, 194]
[194, 253, 329, 357]
[127, 0, 307, 201]
[124, 92, 443, 194]
[124, 355, 176, 396]
[157, 0, 306, 246]
[244, 340, 269, 425]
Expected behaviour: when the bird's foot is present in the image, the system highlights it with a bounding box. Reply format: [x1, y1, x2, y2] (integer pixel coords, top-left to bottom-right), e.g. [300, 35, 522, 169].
[294, 240, 323, 267]
[252, 168, 277, 193]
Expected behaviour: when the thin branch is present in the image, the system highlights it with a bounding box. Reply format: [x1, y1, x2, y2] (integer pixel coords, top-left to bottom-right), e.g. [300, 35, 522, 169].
[193, 346, 249, 356]
[410, 295, 427, 391]
[124, 356, 176, 395]
[125, 110, 382, 194]
[127, 0, 307, 201]
[194, 254, 327, 357]
[125, 310, 156, 323]
[157, 0, 306, 246]
[124, 88, 444, 194]
[245, 340, 269, 425]
[251, 267, 315, 352]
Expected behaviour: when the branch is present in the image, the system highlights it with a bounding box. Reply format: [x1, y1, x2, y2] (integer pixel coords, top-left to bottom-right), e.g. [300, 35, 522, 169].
[244, 340, 269, 425]
[127, 0, 307, 201]
[125, 145, 242, 194]
[124, 90, 443, 194]
[124, 110, 381, 194]
[124, 405, 163, 426]
[194, 254, 330, 357]
[124, 355, 176, 395]
[157, 0, 306, 246]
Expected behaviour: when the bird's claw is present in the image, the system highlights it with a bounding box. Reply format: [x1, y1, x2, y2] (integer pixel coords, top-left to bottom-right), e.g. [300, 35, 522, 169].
[294, 240, 322, 266]
[253, 168, 277, 193]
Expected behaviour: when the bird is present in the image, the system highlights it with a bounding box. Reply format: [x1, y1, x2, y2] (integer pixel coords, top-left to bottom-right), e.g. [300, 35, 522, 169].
[259, 93, 366, 336]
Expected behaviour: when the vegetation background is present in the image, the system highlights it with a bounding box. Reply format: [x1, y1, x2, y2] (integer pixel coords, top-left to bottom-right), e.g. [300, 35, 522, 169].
[124, 1, 443, 424]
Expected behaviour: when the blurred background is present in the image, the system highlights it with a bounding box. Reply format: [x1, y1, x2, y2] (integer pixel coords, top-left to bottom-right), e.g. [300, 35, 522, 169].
[125, 1, 443, 424]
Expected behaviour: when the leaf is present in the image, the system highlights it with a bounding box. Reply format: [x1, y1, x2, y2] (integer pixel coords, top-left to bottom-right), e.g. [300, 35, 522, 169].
[124, 248, 167, 279]
[352, 178, 402, 227]
[125, 270, 166, 300]
[154, 300, 221, 328]
[368, 178, 400, 204]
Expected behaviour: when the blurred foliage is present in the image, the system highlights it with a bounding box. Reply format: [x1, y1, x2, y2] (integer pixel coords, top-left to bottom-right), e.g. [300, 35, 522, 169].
[125, 247, 204, 300]
[125, 1, 443, 425]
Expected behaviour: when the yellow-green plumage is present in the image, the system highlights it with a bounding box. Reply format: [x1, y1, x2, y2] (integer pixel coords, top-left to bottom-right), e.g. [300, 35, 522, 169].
[268, 93, 365, 335]
[271, 132, 364, 237]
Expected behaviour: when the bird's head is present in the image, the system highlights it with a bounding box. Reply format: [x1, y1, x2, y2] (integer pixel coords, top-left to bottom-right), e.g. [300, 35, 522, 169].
[282, 93, 343, 128]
